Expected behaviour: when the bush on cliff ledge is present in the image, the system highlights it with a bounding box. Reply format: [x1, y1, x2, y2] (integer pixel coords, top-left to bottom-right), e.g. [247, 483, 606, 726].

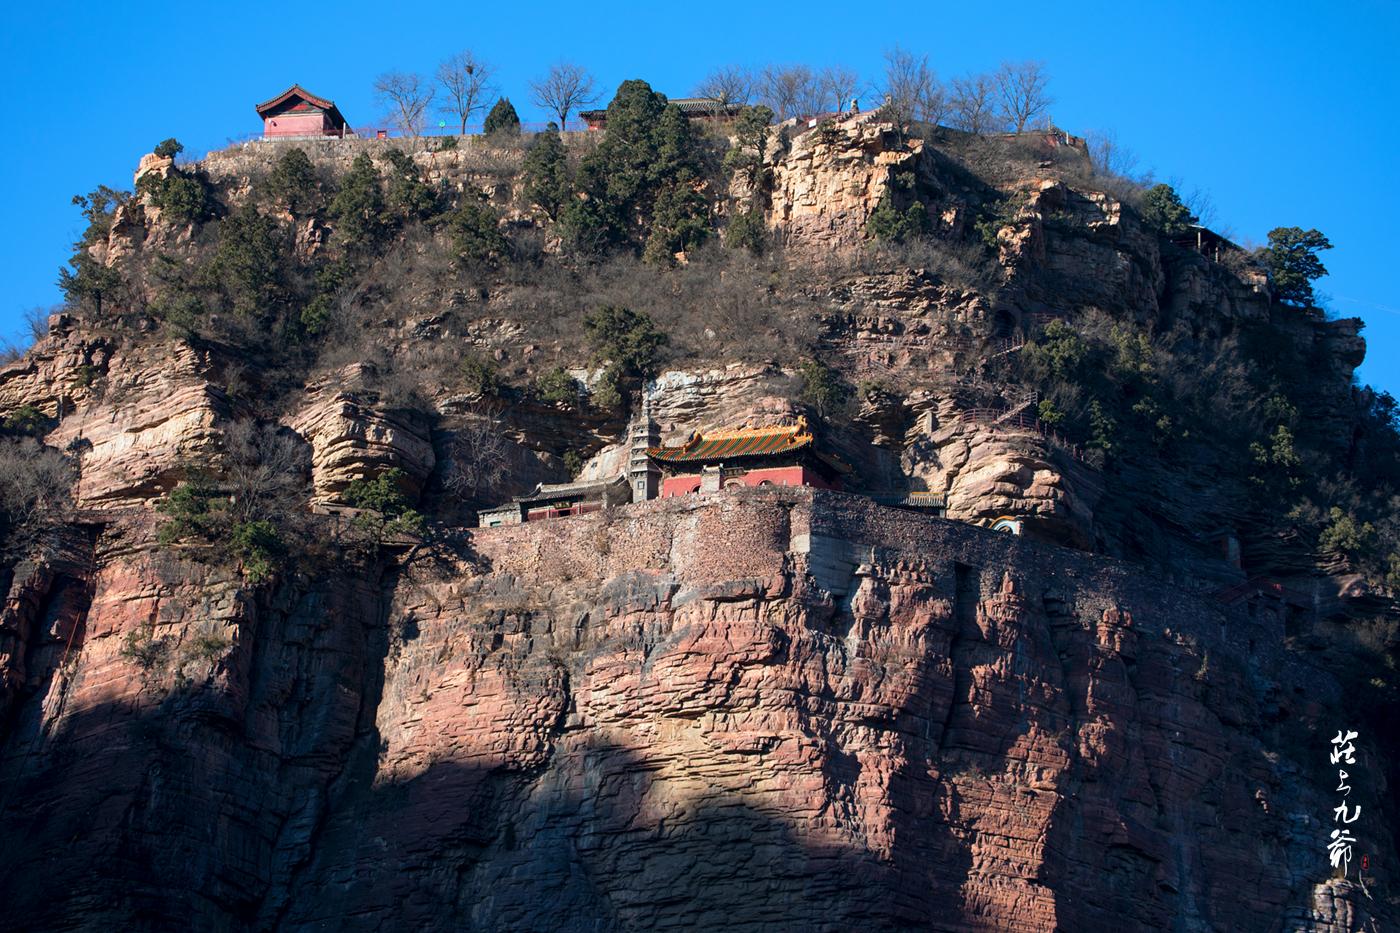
[583, 305, 668, 380]
[138, 167, 214, 225]
[265, 147, 321, 216]
[345, 468, 424, 543]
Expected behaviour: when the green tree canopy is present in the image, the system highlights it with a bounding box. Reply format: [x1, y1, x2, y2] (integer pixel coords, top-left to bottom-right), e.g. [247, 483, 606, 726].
[562, 80, 710, 256]
[448, 200, 510, 266]
[327, 154, 387, 249]
[265, 147, 319, 215]
[204, 206, 286, 318]
[381, 148, 440, 222]
[521, 123, 571, 220]
[344, 467, 424, 541]
[798, 358, 849, 417]
[138, 167, 214, 225]
[1140, 183, 1195, 237]
[58, 187, 128, 313]
[154, 138, 184, 159]
[1258, 226, 1332, 306]
[583, 305, 668, 379]
[722, 105, 775, 190]
[483, 97, 521, 135]
[865, 172, 928, 243]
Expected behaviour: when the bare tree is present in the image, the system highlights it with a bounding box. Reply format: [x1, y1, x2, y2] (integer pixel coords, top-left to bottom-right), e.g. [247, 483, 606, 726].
[1170, 178, 1219, 228]
[758, 65, 821, 121]
[445, 405, 511, 503]
[0, 438, 73, 558]
[1, 307, 55, 363]
[374, 71, 435, 136]
[1085, 129, 1139, 178]
[221, 420, 310, 526]
[437, 51, 495, 134]
[695, 66, 754, 107]
[948, 73, 1001, 134]
[530, 62, 599, 130]
[22, 307, 52, 344]
[995, 61, 1053, 133]
[818, 65, 862, 114]
[880, 46, 945, 126]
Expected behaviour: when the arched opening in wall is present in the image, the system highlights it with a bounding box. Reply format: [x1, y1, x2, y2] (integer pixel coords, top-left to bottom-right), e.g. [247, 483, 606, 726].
[725, 480, 743, 489]
[991, 309, 1017, 339]
[758, 480, 774, 487]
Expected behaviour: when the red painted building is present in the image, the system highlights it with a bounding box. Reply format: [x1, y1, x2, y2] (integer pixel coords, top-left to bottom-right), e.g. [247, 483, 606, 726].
[647, 418, 845, 497]
[256, 85, 352, 139]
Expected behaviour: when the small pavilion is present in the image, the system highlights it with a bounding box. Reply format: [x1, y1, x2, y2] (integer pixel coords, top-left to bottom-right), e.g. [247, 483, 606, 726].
[647, 418, 845, 497]
[1169, 224, 1242, 264]
[256, 85, 352, 139]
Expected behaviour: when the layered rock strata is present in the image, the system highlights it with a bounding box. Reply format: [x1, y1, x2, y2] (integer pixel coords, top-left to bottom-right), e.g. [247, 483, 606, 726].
[0, 490, 1382, 931]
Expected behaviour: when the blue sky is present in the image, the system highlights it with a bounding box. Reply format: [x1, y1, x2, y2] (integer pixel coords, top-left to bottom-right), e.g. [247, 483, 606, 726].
[2, 1, 1396, 394]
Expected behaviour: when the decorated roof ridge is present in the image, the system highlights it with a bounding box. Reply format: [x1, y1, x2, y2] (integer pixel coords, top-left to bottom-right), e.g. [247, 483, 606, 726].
[520, 474, 628, 501]
[687, 416, 809, 443]
[668, 98, 746, 113]
[255, 84, 342, 118]
[646, 417, 815, 463]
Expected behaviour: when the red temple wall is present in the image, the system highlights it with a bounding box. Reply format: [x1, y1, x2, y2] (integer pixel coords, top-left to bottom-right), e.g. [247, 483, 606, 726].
[263, 112, 335, 138]
[660, 465, 838, 498]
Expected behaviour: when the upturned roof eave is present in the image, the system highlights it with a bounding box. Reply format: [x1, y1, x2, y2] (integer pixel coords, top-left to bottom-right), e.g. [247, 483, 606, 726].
[255, 84, 347, 126]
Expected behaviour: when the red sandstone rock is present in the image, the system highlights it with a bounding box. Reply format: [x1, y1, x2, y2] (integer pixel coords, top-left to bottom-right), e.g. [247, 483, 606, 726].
[0, 490, 1387, 931]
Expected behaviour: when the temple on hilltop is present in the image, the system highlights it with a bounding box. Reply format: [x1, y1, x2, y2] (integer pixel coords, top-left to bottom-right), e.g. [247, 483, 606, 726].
[580, 97, 745, 131]
[476, 475, 631, 528]
[646, 417, 846, 497]
[256, 85, 352, 139]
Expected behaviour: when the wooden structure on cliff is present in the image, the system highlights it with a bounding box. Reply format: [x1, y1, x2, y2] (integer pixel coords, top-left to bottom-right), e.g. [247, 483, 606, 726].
[1170, 224, 1242, 264]
[256, 85, 352, 139]
[647, 418, 846, 497]
[477, 475, 631, 527]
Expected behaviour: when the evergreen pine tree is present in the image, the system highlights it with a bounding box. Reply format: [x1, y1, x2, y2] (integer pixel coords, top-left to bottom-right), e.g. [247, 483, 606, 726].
[1140, 184, 1195, 236]
[327, 154, 386, 249]
[483, 98, 521, 136]
[521, 123, 571, 219]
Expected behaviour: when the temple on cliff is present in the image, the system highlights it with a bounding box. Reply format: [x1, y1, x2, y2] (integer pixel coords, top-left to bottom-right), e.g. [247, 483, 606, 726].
[474, 411, 848, 526]
[476, 475, 632, 527]
[646, 417, 846, 497]
[256, 85, 352, 139]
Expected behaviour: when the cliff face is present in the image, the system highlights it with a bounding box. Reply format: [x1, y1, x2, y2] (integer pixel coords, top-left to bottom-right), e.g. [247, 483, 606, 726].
[0, 490, 1383, 931]
[0, 113, 1395, 932]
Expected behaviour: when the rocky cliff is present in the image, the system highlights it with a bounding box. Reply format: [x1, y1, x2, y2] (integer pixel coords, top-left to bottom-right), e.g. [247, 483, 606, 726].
[0, 491, 1386, 930]
[0, 100, 1395, 931]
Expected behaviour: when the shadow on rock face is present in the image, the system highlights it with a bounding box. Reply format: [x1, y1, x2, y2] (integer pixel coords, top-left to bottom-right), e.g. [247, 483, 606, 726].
[272, 740, 972, 932]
